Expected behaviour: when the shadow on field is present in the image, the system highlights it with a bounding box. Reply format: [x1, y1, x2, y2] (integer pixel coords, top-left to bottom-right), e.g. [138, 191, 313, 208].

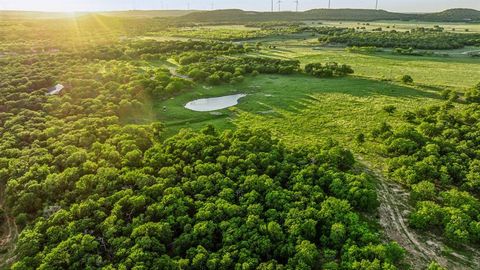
[252, 74, 441, 115]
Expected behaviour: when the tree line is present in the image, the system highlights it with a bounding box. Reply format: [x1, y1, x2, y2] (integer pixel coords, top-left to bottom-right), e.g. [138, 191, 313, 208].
[318, 27, 480, 50]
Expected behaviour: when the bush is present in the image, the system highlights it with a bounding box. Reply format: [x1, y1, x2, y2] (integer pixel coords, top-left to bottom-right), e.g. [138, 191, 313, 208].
[382, 105, 397, 114]
[411, 181, 436, 201]
[356, 133, 365, 144]
[400, 75, 413, 84]
[427, 261, 447, 270]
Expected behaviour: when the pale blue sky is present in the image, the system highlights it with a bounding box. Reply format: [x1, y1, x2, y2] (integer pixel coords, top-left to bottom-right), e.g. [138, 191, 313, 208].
[0, 0, 479, 13]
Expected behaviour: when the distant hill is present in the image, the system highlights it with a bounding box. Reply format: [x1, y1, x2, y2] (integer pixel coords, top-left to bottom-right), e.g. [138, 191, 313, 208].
[170, 9, 409, 23]
[418, 8, 480, 22]
[1, 8, 479, 22]
[171, 8, 480, 23]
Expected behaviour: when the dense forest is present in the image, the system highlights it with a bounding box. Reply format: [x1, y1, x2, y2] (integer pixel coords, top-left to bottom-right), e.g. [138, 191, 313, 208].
[0, 22, 381, 268]
[9, 126, 404, 269]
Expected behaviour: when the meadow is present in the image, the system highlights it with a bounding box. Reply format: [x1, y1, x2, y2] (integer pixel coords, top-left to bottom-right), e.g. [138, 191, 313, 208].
[154, 73, 445, 149]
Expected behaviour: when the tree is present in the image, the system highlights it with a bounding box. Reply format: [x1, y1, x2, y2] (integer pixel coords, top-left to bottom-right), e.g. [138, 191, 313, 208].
[290, 240, 320, 269]
[411, 181, 435, 201]
[400, 75, 413, 84]
[356, 133, 365, 144]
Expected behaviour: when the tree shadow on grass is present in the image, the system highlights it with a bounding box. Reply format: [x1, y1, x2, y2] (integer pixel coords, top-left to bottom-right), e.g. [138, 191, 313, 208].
[255, 75, 442, 114]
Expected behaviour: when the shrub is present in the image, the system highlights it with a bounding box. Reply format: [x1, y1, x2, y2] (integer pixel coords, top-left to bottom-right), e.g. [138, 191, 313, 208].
[400, 75, 413, 84]
[382, 105, 397, 114]
[356, 133, 365, 144]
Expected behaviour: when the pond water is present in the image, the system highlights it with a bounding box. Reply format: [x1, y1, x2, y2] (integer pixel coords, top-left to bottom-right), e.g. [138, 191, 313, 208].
[185, 94, 247, 112]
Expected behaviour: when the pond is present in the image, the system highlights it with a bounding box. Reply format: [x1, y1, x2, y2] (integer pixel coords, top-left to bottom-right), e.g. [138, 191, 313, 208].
[185, 94, 247, 112]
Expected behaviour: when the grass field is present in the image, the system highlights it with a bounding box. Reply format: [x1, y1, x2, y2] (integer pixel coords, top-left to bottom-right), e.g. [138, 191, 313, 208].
[153, 74, 448, 154]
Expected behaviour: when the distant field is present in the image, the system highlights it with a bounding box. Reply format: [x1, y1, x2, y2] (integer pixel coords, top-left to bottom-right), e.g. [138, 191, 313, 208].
[254, 47, 480, 90]
[318, 20, 480, 33]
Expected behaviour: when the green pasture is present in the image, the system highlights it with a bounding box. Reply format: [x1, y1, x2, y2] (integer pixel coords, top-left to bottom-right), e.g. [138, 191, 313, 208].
[152, 74, 448, 152]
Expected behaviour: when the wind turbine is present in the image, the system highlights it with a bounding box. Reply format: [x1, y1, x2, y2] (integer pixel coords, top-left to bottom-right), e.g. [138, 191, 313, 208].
[328, 0, 331, 9]
[271, 0, 274, 12]
[375, 0, 379, 10]
[294, 0, 299, 12]
[278, 0, 281, 12]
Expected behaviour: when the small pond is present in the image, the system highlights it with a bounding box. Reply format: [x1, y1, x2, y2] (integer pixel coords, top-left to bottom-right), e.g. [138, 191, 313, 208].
[185, 94, 247, 112]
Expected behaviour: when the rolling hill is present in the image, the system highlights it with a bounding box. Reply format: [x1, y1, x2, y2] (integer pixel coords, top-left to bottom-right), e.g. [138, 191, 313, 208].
[171, 8, 480, 23]
[418, 8, 480, 22]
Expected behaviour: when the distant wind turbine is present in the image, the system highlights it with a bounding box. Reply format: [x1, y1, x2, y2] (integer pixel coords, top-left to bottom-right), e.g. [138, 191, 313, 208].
[294, 0, 299, 12]
[278, 0, 282, 12]
[375, 0, 379, 10]
[271, 0, 274, 12]
[328, 0, 331, 9]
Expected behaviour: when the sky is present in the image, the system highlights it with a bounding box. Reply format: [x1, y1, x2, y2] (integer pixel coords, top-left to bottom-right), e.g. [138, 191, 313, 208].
[0, 0, 479, 13]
